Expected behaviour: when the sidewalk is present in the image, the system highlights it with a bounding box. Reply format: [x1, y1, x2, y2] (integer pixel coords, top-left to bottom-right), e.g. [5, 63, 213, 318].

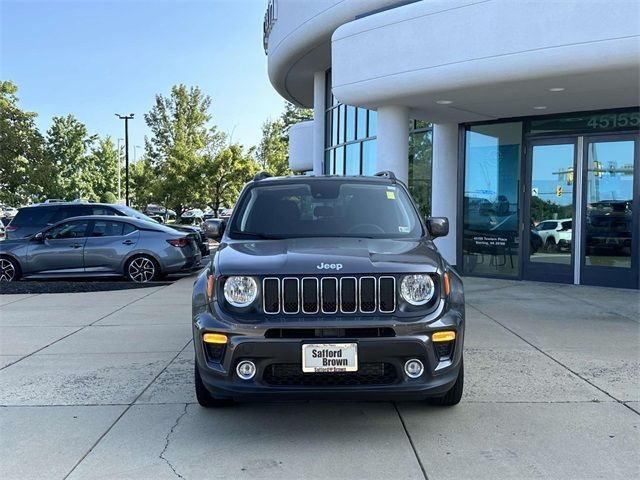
[1, 275, 638, 480]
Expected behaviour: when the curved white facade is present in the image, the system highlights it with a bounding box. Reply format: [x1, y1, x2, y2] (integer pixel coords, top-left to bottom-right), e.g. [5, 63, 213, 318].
[265, 0, 400, 106]
[331, 0, 640, 122]
[264, 0, 640, 276]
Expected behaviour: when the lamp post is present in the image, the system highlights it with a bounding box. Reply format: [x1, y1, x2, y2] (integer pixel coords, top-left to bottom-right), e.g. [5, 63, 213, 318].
[134, 145, 143, 162]
[115, 114, 134, 206]
[117, 138, 124, 204]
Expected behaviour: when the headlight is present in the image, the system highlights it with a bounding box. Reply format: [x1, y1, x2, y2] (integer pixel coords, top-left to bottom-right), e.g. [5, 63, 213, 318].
[400, 274, 435, 306]
[223, 276, 258, 307]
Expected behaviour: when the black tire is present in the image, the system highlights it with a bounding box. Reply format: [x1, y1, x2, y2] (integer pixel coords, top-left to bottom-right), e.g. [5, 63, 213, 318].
[125, 255, 159, 283]
[0, 256, 21, 282]
[429, 359, 464, 407]
[194, 362, 233, 408]
[545, 237, 557, 252]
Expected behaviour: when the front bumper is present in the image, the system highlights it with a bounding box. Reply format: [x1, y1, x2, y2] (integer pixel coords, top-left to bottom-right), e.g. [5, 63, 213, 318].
[193, 309, 464, 401]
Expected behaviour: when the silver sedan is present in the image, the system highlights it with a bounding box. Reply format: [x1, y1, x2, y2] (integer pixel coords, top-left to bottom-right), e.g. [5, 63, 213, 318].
[0, 216, 202, 282]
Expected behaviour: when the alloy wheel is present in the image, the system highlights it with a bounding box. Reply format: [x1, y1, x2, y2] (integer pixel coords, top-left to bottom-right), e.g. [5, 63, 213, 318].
[0, 258, 16, 282]
[128, 257, 156, 283]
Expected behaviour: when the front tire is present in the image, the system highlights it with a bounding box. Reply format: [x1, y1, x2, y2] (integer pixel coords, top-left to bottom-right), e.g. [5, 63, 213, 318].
[125, 255, 159, 283]
[0, 256, 21, 282]
[194, 363, 233, 408]
[429, 359, 464, 407]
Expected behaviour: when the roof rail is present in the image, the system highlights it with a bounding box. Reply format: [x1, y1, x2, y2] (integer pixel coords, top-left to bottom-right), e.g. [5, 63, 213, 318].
[374, 170, 397, 181]
[253, 171, 273, 182]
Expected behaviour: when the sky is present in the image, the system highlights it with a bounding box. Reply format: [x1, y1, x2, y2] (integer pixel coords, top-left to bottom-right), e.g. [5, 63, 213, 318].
[0, 0, 285, 154]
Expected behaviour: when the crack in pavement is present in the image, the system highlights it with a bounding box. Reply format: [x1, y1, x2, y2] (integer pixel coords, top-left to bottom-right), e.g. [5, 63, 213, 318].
[159, 403, 189, 479]
[62, 338, 193, 479]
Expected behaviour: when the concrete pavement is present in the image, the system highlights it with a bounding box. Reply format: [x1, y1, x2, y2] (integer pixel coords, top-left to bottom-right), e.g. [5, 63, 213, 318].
[1, 275, 638, 480]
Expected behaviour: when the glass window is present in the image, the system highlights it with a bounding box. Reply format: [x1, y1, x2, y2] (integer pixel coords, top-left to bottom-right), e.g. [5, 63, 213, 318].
[11, 206, 58, 227]
[123, 223, 137, 235]
[346, 106, 356, 142]
[345, 143, 360, 175]
[230, 180, 424, 239]
[325, 150, 333, 175]
[585, 140, 634, 268]
[463, 122, 522, 277]
[338, 105, 346, 144]
[362, 140, 377, 176]
[331, 108, 339, 146]
[357, 108, 367, 139]
[46, 220, 90, 239]
[51, 206, 91, 223]
[409, 130, 433, 218]
[335, 146, 344, 175]
[368, 110, 377, 137]
[92, 207, 118, 216]
[91, 220, 125, 237]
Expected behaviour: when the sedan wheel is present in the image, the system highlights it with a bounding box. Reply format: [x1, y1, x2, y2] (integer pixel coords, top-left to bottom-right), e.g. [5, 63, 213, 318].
[0, 257, 19, 282]
[127, 256, 158, 283]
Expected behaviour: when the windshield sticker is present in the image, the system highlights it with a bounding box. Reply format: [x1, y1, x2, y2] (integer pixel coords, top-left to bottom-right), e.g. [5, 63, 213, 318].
[399, 226, 410, 233]
[386, 191, 396, 200]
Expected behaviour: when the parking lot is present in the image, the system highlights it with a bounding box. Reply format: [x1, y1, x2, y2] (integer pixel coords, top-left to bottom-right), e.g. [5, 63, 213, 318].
[1, 275, 638, 480]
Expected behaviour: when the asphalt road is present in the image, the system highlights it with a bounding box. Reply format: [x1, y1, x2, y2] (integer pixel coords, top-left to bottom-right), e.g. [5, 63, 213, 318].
[0, 275, 638, 479]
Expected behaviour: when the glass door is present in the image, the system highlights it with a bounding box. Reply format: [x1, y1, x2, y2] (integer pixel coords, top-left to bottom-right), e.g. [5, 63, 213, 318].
[523, 138, 577, 283]
[581, 135, 638, 288]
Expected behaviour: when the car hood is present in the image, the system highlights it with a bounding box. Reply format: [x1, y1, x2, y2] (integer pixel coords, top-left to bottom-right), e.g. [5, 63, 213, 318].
[215, 237, 443, 275]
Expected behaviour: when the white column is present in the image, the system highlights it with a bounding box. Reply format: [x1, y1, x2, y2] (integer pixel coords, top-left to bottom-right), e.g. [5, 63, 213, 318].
[312, 71, 326, 175]
[376, 105, 409, 183]
[431, 123, 459, 265]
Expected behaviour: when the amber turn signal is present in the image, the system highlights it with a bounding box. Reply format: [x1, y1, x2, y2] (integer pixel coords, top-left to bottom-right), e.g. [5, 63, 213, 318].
[443, 272, 450, 296]
[432, 331, 456, 342]
[203, 333, 227, 344]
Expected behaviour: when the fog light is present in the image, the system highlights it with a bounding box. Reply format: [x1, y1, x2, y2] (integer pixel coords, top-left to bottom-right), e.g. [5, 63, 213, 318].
[404, 359, 424, 379]
[236, 360, 256, 380]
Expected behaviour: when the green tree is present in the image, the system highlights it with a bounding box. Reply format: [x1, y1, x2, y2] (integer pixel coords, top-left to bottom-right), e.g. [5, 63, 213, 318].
[129, 156, 155, 209]
[256, 119, 288, 175]
[0, 80, 54, 205]
[198, 144, 259, 213]
[255, 102, 314, 176]
[144, 84, 226, 215]
[280, 101, 313, 137]
[46, 115, 98, 200]
[91, 136, 118, 201]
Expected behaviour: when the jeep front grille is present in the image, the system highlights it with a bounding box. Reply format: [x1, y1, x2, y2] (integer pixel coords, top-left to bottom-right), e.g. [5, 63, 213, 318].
[262, 276, 396, 315]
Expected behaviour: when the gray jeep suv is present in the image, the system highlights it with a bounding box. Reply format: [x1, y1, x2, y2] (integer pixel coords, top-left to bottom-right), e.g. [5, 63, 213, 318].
[192, 172, 465, 406]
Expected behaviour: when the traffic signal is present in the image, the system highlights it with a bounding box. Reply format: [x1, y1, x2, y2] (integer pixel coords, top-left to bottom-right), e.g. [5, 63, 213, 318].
[556, 185, 563, 197]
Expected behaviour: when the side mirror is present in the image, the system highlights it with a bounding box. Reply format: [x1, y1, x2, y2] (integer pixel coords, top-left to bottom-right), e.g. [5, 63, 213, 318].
[427, 217, 449, 238]
[205, 219, 225, 240]
[33, 232, 44, 242]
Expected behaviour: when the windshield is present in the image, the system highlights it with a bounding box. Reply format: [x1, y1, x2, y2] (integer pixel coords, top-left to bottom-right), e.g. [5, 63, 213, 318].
[229, 180, 424, 239]
[115, 206, 158, 224]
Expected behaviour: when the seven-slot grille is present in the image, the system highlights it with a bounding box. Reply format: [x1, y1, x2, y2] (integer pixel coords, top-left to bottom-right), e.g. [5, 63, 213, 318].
[262, 276, 396, 315]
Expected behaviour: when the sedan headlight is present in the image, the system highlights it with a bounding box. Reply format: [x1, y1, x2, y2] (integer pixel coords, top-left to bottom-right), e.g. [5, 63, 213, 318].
[400, 274, 435, 306]
[223, 276, 258, 307]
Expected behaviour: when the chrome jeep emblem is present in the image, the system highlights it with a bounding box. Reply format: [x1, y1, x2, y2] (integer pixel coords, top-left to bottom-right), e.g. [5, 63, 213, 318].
[316, 262, 343, 271]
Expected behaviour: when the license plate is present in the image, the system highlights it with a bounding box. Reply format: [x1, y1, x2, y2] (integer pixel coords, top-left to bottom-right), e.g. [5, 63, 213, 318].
[302, 343, 358, 373]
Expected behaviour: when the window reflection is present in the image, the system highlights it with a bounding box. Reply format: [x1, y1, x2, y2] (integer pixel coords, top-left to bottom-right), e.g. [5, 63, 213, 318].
[463, 122, 522, 277]
[585, 140, 634, 268]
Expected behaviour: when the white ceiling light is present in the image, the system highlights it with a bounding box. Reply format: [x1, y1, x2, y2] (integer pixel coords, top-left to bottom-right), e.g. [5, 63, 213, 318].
[549, 87, 565, 92]
[436, 100, 453, 105]
[533, 106, 547, 110]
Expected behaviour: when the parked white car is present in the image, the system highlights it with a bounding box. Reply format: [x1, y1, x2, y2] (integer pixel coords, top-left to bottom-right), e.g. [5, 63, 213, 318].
[535, 218, 572, 251]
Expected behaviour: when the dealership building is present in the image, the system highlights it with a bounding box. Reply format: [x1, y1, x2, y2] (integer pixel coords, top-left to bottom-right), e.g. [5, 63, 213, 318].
[263, 0, 640, 289]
